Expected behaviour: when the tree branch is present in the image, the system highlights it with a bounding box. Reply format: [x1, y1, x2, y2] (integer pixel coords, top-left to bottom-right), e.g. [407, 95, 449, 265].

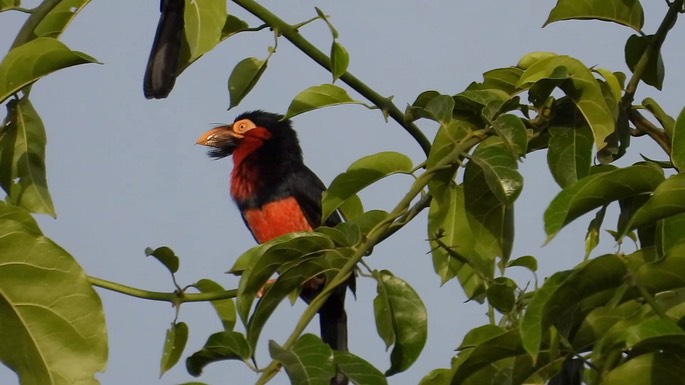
[88, 275, 236, 304]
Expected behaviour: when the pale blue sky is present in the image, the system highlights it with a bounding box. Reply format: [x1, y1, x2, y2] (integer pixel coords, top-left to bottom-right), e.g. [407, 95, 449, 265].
[1, 1, 684, 384]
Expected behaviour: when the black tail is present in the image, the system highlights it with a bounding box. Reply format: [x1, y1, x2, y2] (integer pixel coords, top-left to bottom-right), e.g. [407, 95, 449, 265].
[144, 0, 184, 99]
[319, 284, 349, 385]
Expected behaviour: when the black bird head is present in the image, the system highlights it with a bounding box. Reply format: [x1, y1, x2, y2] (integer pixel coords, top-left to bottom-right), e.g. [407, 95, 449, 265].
[195, 110, 302, 161]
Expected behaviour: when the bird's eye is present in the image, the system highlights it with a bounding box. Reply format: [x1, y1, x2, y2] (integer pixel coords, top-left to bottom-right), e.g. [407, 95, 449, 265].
[234, 119, 255, 134]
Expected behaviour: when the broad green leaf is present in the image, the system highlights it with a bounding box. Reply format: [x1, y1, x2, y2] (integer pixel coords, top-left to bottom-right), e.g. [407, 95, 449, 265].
[0, 98, 55, 216]
[486, 277, 517, 313]
[671, 106, 685, 170]
[160, 322, 188, 377]
[544, 164, 664, 241]
[317, 224, 361, 247]
[593, 68, 624, 106]
[0, 201, 40, 233]
[221, 14, 249, 40]
[338, 193, 364, 221]
[453, 89, 510, 117]
[458, 325, 507, 350]
[547, 112, 594, 188]
[644, 97, 675, 138]
[573, 300, 642, 350]
[347, 209, 389, 235]
[419, 367, 453, 385]
[517, 51, 557, 70]
[178, 0, 226, 69]
[603, 352, 685, 385]
[322, 151, 412, 220]
[519, 54, 614, 150]
[625, 34, 664, 90]
[233, 232, 334, 325]
[507, 255, 538, 273]
[425, 95, 455, 126]
[33, 0, 90, 38]
[331, 41, 349, 82]
[334, 351, 388, 385]
[545, 0, 644, 32]
[636, 243, 685, 294]
[373, 270, 427, 376]
[452, 329, 524, 383]
[186, 331, 251, 376]
[144, 245, 179, 273]
[0, 37, 98, 104]
[426, 116, 480, 170]
[405, 90, 440, 122]
[284, 84, 364, 119]
[269, 334, 336, 385]
[491, 114, 527, 157]
[620, 173, 685, 235]
[0, 205, 107, 385]
[247, 249, 349, 350]
[468, 139, 523, 205]
[466, 67, 523, 95]
[520, 255, 626, 360]
[193, 279, 236, 331]
[228, 57, 268, 109]
[655, 213, 685, 257]
[427, 183, 490, 298]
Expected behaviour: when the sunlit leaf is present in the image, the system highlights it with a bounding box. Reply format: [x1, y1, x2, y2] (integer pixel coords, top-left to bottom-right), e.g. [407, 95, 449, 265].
[228, 57, 268, 109]
[331, 41, 349, 82]
[221, 14, 249, 40]
[33, 0, 90, 38]
[160, 322, 188, 377]
[186, 331, 251, 376]
[373, 270, 427, 376]
[0, 203, 107, 384]
[334, 351, 388, 385]
[0, 37, 98, 104]
[619, 173, 685, 236]
[507, 255, 538, 273]
[322, 151, 412, 220]
[603, 352, 685, 385]
[269, 334, 336, 385]
[194, 279, 236, 331]
[425, 95, 455, 126]
[284, 84, 365, 119]
[452, 329, 524, 382]
[545, 0, 644, 32]
[468, 139, 523, 205]
[144, 245, 179, 273]
[547, 113, 594, 188]
[491, 114, 527, 157]
[467, 67, 523, 95]
[178, 0, 226, 71]
[0, 98, 54, 216]
[544, 164, 663, 241]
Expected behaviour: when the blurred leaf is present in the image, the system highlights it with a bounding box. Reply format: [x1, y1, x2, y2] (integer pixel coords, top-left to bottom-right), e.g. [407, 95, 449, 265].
[0, 98, 55, 216]
[221, 14, 249, 40]
[405, 90, 440, 122]
[453, 89, 510, 117]
[593, 68, 624, 106]
[373, 270, 427, 376]
[331, 41, 349, 82]
[186, 331, 251, 376]
[160, 321, 188, 377]
[544, 164, 663, 241]
[0, 204, 107, 384]
[232, 232, 334, 325]
[625, 34, 664, 90]
[671, 106, 685, 170]
[334, 351, 388, 385]
[338, 193, 364, 221]
[347, 209, 389, 235]
[619, 173, 685, 236]
[284, 84, 364, 119]
[247, 249, 349, 350]
[573, 300, 642, 350]
[426, 116, 480, 170]
[418, 367, 453, 385]
[547, 114, 594, 188]
[517, 51, 558, 70]
[603, 352, 685, 385]
[585, 206, 607, 259]
[545, 0, 644, 32]
[655, 213, 685, 256]
[0, 0, 19, 11]
[467, 67, 523, 95]
[491, 114, 527, 157]
[507, 255, 538, 272]
[425, 94, 455, 126]
[0, 37, 98, 105]
[519, 54, 614, 150]
[228, 57, 268, 109]
[33, 0, 90, 38]
[644, 97, 675, 138]
[636, 243, 685, 294]
[178, 0, 226, 70]
[194, 279, 236, 330]
[487, 277, 517, 313]
[145, 245, 179, 273]
[452, 329, 524, 383]
[269, 334, 336, 385]
[322, 151, 412, 220]
[315, 7, 338, 38]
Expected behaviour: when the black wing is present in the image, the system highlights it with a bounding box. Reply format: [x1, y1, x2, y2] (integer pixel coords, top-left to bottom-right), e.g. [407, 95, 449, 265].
[285, 163, 342, 229]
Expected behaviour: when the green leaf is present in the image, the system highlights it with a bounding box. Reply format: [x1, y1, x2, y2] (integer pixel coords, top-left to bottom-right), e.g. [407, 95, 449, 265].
[452, 329, 525, 383]
[160, 321, 188, 377]
[0, 0, 19, 12]
[519, 54, 614, 150]
[625, 34, 664, 90]
[178, 0, 226, 70]
[144, 245, 179, 273]
[373, 270, 427, 376]
[544, 164, 664, 241]
[227, 57, 268, 109]
[221, 14, 249, 40]
[193, 279, 236, 331]
[585, 206, 607, 259]
[334, 351, 388, 385]
[186, 331, 251, 376]
[655, 213, 685, 256]
[331, 41, 349, 82]
[269, 334, 336, 385]
[419, 368, 454, 385]
[425, 95, 455, 126]
[603, 352, 685, 385]
[284, 84, 364, 119]
[545, 0, 644, 32]
[620, 173, 685, 235]
[487, 277, 517, 313]
[347, 209, 389, 235]
[507, 255, 538, 273]
[0, 204, 107, 384]
[491, 114, 527, 157]
[0, 98, 54, 216]
[322, 151, 412, 221]
[315, 7, 338, 39]
[547, 116, 594, 188]
[33, 0, 90, 38]
[467, 67, 523, 95]
[468, 139, 523, 205]
[338, 193, 364, 221]
[671, 106, 685, 170]
[0, 37, 98, 104]
[644, 97, 675, 138]
[405, 90, 440, 123]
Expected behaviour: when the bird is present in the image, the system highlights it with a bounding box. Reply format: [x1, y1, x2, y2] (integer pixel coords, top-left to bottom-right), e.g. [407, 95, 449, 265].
[196, 110, 353, 385]
[144, 0, 185, 99]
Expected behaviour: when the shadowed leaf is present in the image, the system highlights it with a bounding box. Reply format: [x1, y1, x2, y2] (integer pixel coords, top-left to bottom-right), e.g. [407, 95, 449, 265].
[269, 334, 336, 385]
[186, 331, 251, 376]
